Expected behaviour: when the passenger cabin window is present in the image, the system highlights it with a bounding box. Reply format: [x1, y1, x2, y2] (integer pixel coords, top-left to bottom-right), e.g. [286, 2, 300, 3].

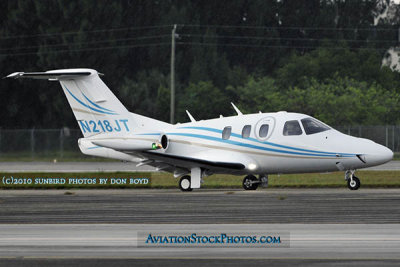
[259, 124, 269, 138]
[242, 125, 251, 138]
[283, 120, 302, 136]
[222, 126, 232, 140]
[301, 118, 330, 135]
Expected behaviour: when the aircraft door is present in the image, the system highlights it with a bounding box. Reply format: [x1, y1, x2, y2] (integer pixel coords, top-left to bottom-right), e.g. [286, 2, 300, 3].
[254, 116, 276, 141]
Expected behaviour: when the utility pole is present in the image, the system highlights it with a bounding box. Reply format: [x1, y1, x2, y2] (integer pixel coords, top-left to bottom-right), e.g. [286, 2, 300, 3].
[170, 24, 177, 124]
[398, 26, 400, 43]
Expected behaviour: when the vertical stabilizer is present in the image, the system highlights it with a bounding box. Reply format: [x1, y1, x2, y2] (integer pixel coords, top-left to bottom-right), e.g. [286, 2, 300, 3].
[6, 68, 171, 137]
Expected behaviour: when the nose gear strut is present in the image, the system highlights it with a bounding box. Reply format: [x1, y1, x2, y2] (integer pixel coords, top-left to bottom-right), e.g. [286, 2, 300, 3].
[345, 170, 361, 190]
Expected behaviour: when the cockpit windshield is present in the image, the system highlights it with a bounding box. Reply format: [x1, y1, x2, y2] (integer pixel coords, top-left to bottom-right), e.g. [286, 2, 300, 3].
[300, 117, 331, 135]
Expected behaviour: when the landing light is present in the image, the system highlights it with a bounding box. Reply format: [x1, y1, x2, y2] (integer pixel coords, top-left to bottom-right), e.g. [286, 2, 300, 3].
[248, 163, 257, 170]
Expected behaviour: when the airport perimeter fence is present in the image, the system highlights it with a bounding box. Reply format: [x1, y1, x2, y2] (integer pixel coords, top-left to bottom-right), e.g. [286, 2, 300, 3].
[0, 126, 399, 160]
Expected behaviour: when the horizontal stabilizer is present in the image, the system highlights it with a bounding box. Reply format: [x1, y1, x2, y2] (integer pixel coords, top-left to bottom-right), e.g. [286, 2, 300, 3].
[78, 138, 144, 162]
[92, 138, 161, 151]
[5, 70, 93, 80]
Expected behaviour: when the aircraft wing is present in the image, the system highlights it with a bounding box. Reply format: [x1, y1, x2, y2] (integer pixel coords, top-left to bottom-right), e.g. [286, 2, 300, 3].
[80, 135, 248, 175]
[140, 149, 250, 176]
[142, 151, 246, 170]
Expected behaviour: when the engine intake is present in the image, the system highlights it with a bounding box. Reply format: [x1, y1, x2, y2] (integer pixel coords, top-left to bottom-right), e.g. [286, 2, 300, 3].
[161, 134, 169, 149]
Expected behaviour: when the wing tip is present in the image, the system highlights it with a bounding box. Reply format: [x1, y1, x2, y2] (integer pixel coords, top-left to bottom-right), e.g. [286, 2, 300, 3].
[4, 72, 24, 79]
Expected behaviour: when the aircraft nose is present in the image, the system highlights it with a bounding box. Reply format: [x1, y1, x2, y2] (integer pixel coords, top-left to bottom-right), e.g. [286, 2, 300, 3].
[365, 144, 393, 166]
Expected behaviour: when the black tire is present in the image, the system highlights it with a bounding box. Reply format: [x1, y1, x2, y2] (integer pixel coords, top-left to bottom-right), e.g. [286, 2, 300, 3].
[347, 176, 361, 190]
[179, 175, 192, 192]
[242, 175, 258, 190]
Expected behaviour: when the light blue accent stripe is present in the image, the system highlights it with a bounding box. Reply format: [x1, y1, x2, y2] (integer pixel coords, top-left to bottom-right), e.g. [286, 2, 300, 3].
[87, 146, 101, 149]
[81, 92, 115, 113]
[167, 132, 353, 158]
[179, 126, 355, 157]
[136, 133, 160, 136]
[64, 86, 118, 115]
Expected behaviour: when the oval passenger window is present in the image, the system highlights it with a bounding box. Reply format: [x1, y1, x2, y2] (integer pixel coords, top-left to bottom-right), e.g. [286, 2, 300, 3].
[259, 124, 269, 138]
[242, 125, 251, 138]
[222, 126, 232, 140]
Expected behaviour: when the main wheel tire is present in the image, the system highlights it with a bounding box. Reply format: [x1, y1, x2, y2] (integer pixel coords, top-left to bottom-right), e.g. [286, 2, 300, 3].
[347, 176, 361, 190]
[242, 175, 258, 190]
[179, 175, 192, 192]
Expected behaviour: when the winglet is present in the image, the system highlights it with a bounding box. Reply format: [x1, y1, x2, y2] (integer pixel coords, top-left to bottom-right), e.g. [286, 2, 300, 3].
[186, 110, 196, 122]
[231, 102, 243, 116]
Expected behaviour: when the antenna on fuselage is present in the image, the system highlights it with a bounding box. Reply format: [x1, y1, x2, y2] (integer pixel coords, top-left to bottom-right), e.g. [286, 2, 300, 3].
[231, 102, 243, 116]
[186, 110, 196, 122]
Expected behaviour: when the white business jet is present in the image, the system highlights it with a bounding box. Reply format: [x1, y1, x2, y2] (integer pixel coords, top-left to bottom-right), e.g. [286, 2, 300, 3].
[7, 69, 393, 191]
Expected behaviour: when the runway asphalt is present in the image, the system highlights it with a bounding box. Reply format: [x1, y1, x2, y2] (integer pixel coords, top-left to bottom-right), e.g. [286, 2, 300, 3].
[2, 259, 400, 267]
[0, 188, 399, 224]
[0, 160, 399, 172]
[0, 189, 399, 266]
[0, 224, 399, 261]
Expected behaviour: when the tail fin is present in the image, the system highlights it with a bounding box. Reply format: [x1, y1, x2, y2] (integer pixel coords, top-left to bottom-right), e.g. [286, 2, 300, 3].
[7, 68, 170, 137]
[58, 69, 133, 137]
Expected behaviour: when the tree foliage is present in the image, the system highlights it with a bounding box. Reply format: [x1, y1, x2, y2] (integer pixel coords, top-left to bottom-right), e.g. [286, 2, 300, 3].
[0, 0, 399, 128]
[227, 75, 400, 126]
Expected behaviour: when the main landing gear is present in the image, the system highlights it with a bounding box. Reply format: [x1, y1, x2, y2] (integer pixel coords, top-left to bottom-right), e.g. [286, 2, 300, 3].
[345, 170, 361, 190]
[178, 167, 203, 192]
[242, 175, 268, 190]
[179, 175, 193, 192]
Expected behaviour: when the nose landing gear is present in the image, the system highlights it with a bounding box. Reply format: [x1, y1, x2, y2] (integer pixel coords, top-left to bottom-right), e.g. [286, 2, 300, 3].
[345, 170, 361, 190]
[243, 175, 258, 190]
[242, 175, 268, 190]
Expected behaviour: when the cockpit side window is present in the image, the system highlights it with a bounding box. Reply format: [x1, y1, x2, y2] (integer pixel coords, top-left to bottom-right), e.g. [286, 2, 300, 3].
[259, 124, 269, 138]
[301, 118, 330, 135]
[283, 120, 302, 136]
[222, 126, 232, 140]
[242, 125, 251, 138]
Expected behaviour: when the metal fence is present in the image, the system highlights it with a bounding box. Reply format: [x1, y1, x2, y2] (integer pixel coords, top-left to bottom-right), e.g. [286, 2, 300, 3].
[0, 128, 84, 160]
[0, 126, 399, 160]
[335, 126, 399, 152]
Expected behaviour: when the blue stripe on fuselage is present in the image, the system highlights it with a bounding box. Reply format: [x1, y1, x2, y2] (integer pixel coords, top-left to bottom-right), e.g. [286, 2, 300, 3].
[178, 126, 355, 157]
[167, 132, 353, 158]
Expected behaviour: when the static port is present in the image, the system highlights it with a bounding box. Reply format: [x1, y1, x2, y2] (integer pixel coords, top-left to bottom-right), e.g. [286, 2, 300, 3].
[161, 135, 168, 149]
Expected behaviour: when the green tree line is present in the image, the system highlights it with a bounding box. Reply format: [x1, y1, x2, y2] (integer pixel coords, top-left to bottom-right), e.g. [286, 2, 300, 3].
[0, 0, 399, 128]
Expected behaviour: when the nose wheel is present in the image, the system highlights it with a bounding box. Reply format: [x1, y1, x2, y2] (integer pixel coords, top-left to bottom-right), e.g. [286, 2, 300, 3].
[345, 170, 361, 190]
[347, 176, 360, 190]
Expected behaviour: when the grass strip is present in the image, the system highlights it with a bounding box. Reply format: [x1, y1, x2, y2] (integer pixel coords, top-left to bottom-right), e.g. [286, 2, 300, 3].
[0, 171, 399, 189]
[0, 151, 398, 162]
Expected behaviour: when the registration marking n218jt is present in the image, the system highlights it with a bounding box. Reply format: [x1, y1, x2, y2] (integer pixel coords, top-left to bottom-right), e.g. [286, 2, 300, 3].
[78, 119, 130, 133]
